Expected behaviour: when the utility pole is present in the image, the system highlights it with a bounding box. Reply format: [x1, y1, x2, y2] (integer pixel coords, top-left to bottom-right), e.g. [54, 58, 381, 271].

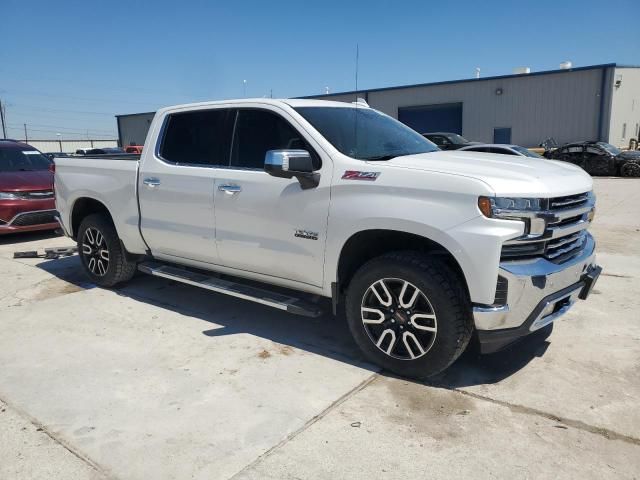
[0, 99, 7, 139]
[24, 123, 28, 143]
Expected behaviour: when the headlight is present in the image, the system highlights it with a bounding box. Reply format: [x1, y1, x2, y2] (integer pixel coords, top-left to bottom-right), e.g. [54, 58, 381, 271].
[0, 192, 19, 200]
[478, 196, 543, 218]
[478, 196, 546, 235]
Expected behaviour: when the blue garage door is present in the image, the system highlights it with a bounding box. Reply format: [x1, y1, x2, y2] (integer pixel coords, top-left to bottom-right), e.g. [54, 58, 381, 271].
[398, 103, 463, 135]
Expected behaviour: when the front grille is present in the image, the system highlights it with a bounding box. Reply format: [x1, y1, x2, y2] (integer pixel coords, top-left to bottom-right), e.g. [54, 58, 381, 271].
[12, 190, 54, 200]
[10, 210, 58, 227]
[549, 192, 589, 210]
[501, 192, 593, 264]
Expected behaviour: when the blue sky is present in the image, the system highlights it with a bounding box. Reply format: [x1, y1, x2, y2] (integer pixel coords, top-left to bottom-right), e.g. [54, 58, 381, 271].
[1, 0, 638, 140]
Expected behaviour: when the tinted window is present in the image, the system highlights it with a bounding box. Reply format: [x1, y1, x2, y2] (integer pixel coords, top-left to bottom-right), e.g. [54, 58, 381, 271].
[161, 109, 232, 165]
[567, 146, 583, 154]
[586, 146, 604, 155]
[231, 109, 315, 169]
[464, 147, 489, 152]
[0, 147, 51, 172]
[597, 142, 621, 155]
[296, 107, 438, 160]
[428, 135, 447, 146]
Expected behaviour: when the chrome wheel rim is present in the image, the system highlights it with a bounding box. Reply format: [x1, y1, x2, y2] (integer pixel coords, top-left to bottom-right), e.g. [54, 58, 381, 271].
[361, 278, 437, 360]
[82, 227, 109, 276]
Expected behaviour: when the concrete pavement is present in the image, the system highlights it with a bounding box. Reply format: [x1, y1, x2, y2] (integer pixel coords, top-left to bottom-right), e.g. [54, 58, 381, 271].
[0, 178, 638, 479]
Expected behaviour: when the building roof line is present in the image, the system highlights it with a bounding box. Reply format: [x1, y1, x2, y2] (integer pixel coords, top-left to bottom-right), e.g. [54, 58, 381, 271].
[299, 63, 630, 98]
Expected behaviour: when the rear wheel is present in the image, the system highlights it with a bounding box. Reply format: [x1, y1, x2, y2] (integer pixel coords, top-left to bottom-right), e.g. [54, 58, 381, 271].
[77, 214, 137, 287]
[621, 162, 640, 178]
[345, 251, 473, 379]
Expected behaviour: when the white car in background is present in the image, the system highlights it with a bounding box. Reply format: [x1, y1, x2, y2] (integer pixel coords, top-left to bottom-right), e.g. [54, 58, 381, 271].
[459, 143, 543, 158]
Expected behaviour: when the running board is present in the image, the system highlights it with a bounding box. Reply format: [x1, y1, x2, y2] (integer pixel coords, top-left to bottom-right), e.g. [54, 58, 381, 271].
[138, 261, 323, 318]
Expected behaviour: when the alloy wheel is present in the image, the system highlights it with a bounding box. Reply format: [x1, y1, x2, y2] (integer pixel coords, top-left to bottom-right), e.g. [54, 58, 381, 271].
[361, 278, 437, 360]
[82, 227, 109, 276]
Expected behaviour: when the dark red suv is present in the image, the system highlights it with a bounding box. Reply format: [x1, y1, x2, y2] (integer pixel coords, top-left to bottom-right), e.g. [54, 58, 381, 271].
[0, 140, 59, 235]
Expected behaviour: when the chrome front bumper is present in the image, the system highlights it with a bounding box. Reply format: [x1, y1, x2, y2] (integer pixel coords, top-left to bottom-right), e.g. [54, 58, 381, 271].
[473, 233, 598, 335]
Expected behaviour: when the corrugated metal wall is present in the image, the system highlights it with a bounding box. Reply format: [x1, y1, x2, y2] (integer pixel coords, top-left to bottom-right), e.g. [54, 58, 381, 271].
[311, 69, 606, 147]
[609, 68, 640, 147]
[23, 140, 118, 153]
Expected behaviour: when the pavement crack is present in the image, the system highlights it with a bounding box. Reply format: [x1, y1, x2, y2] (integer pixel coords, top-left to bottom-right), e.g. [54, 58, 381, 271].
[228, 372, 380, 479]
[447, 388, 640, 446]
[0, 394, 117, 480]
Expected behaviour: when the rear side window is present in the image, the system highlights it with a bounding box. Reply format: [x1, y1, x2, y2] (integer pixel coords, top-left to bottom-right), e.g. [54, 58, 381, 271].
[160, 109, 232, 165]
[230, 109, 316, 170]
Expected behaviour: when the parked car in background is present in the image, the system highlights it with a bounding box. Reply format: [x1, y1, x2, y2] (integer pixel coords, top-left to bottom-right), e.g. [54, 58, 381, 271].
[459, 144, 543, 158]
[545, 141, 640, 177]
[75, 147, 126, 155]
[124, 145, 143, 154]
[86, 147, 126, 155]
[0, 140, 58, 235]
[422, 132, 480, 150]
[44, 152, 71, 160]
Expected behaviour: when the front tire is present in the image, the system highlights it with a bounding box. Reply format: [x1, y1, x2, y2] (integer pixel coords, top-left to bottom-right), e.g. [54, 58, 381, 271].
[77, 213, 137, 287]
[345, 252, 473, 379]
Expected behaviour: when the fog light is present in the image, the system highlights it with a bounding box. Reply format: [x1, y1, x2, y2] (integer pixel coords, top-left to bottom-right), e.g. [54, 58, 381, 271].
[540, 302, 555, 318]
[587, 207, 596, 223]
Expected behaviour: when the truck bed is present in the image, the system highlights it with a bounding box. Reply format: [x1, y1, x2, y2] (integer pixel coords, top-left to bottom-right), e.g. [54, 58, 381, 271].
[54, 155, 148, 255]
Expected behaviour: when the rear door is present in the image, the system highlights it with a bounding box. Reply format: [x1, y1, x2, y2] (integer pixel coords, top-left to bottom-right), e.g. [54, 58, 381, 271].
[212, 107, 331, 286]
[138, 108, 233, 264]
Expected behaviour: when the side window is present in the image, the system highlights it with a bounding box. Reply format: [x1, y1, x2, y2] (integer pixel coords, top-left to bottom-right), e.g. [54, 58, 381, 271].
[567, 146, 583, 154]
[160, 109, 232, 166]
[586, 146, 604, 155]
[230, 109, 318, 170]
[429, 135, 445, 146]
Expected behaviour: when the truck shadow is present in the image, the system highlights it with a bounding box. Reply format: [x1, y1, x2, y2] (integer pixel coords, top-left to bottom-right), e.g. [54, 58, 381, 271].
[36, 256, 550, 388]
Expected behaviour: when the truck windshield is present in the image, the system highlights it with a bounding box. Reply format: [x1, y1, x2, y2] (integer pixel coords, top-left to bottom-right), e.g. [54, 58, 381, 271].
[295, 106, 439, 160]
[0, 148, 52, 172]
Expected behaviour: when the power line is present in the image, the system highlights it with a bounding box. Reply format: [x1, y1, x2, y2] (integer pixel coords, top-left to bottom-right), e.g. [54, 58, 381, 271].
[6, 126, 116, 137]
[6, 122, 116, 134]
[2, 88, 162, 107]
[12, 104, 116, 116]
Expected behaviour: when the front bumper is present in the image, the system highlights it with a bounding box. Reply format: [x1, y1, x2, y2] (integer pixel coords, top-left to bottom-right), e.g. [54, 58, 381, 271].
[473, 233, 600, 353]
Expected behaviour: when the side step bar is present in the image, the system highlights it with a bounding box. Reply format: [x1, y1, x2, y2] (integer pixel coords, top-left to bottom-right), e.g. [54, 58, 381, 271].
[138, 261, 323, 318]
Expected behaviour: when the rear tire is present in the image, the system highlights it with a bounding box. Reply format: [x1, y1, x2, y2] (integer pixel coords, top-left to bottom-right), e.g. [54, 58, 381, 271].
[345, 251, 473, 379]
[621, 162, 640, 178]
[77, 213, 137, 287]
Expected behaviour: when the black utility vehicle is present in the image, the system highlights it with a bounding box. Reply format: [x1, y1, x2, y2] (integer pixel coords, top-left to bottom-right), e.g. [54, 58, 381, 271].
[544, 141, 640, 177]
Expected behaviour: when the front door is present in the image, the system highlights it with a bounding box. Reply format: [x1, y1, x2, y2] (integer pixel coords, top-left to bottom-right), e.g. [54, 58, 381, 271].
[138, 108, 233, 264]
[213, 108, 331, 287]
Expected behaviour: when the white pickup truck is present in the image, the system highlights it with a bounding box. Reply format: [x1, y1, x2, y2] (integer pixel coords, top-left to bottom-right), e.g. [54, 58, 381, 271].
[55, 99, 601, 378]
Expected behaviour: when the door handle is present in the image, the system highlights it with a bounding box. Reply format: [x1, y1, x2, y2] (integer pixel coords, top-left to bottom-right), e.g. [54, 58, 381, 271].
[143, 178, 161, 187]
[218, 184, 242, 195]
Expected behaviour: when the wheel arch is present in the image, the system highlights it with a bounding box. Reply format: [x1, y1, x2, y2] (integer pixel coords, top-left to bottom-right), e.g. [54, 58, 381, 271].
[334, 229, 470, 312]
[70, 197, 115, 240]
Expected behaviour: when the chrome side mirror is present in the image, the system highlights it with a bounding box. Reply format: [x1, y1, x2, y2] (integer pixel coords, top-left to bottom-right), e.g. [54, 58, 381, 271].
[264, 150, 320, 189]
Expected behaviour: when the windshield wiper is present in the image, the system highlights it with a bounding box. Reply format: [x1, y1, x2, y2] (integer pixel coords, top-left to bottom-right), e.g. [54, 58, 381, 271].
[360, 154, 397, 161]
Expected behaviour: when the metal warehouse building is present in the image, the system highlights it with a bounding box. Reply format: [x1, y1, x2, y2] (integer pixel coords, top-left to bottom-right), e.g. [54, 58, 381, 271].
[116, 63, 640, 148]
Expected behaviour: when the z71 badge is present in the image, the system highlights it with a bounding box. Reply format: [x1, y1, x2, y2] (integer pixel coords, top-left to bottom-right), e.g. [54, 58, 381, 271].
[342, 170, 380, 181]
[295, 229, 319, 241]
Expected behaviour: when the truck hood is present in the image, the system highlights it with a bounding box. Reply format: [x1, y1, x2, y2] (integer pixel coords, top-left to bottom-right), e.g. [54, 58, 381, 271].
[378, 151, 593, 197]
